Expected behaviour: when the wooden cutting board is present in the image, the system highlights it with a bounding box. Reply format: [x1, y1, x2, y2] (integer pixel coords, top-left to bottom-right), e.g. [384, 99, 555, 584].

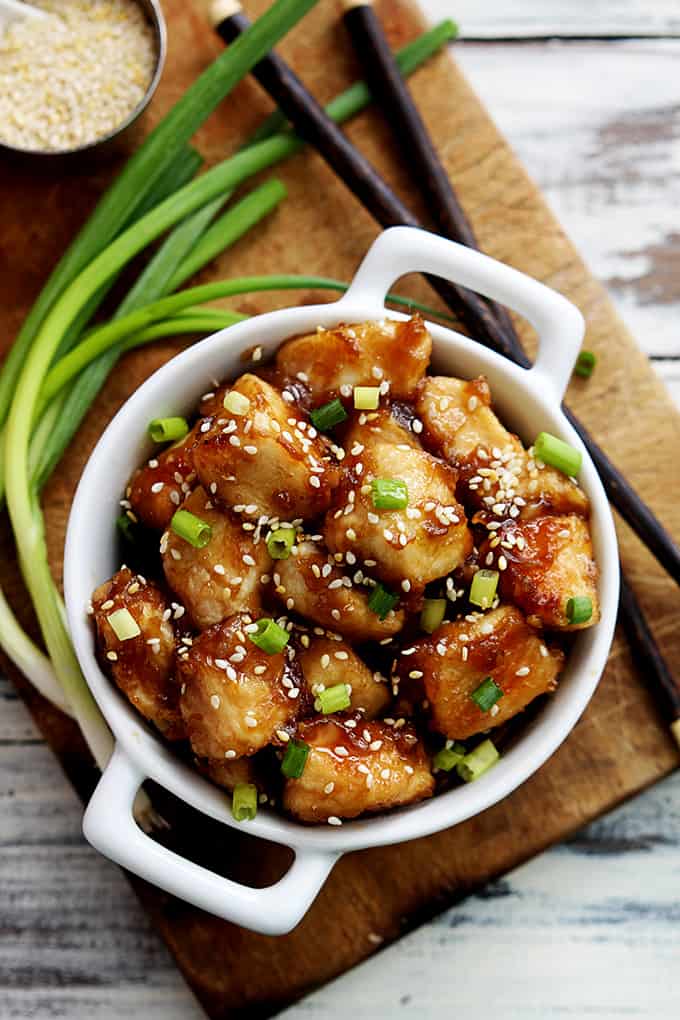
[1, 0, 679, 1016]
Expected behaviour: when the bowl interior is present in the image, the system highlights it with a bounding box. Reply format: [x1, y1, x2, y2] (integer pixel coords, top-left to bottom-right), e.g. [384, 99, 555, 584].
[64, 299, 619, 854]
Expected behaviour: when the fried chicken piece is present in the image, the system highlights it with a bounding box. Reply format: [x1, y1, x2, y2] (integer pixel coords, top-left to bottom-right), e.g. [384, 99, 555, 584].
[92, 567, 183, 739]
[283, 715, 434, 822]
[324, 415, 471, 590]
[298, 636, 390, 719]
[415, 376, 588, 519]
[275, 315, 432, 406]
[273, 540, 405, 642]
[161, 486, 269, 630]
[397, 606, 564, 740]
[178, 613, 301, 759]
[192, 374, 341, 521]
[127, 426, 198, 531]
[479, 514, 600, 631]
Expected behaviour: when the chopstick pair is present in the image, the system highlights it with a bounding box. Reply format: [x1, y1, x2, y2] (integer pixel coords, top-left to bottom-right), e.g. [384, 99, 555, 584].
[206, 1, 680, 743]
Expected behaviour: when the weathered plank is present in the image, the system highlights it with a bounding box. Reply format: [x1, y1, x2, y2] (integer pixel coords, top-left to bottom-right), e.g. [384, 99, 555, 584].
[454, 39, 680, 365]
[429, 0, 680, 38]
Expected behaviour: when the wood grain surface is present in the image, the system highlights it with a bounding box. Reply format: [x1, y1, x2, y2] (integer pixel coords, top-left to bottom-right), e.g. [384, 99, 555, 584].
[1, 1, 679, 1017]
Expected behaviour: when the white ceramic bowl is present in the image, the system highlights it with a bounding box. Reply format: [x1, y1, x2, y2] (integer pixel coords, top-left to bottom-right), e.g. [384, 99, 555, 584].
[64, 227, 619, 935]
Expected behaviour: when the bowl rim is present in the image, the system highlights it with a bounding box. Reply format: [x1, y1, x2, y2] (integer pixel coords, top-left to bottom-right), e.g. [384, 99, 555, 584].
[64, 293, 619, 856]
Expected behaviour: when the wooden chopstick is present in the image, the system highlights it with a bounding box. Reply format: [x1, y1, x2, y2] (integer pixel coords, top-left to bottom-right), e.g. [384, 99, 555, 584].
[209, 3, 680, 597]
[341, 1, 680, 742]
[620, 574, 680, 748]
[340, 0, 517, 347]
[206, 3, 519, 363]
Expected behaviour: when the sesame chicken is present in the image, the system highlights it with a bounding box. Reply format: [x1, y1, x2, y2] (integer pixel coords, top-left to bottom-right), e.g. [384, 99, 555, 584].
[416, 376, 589, 519]
[273, 540, 405, 642]
[178, 614, 301, 759]
[162, 486, 269, 630]
[479, 514, 600, 631]
[92, 567, 183, 739]
[197, 754, 264, 793]
[283, 716, 434, 823]
[298, 636, 391, 719]
[324, 415, 472, 589]
[127, 426, 198, 531]
[96, 316, 600, 825]
[192, 374, 341, 521]
[275, 315, 432, 406]
[398, 606, 564, 740]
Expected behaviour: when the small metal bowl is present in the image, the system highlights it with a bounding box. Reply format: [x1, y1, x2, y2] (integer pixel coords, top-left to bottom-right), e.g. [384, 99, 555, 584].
[0, 0, 166, 163]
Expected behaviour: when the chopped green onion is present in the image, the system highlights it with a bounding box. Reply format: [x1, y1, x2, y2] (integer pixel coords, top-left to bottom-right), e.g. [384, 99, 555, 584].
[316, 683, 351, 714]
[170, 509, 212, 548]
[310, 398, 348, 432]
[353, 386, 380, 410]
[533, 432, 582, 478]
[420, 598, 446, 634]
[371, 478, 408, 510]
[266, 526, 295, 560]
[107, 607, 141, 642]
[470, 676, 503, 712]
[433, 742, 466, 771]
[469, 569, 499, 610]
[231, 783, 258, 821]
[148, 417, 189, 443]
[368, 583, 399, 620]
[224, 391, 251, 416]
[566, 595, 593, 625]
[117, 513, 137, 544]
[248, 617, 290, 654]
[573, 350, 596, 379]
[281, 739, 310, 779]
[457, 739, 500, 782]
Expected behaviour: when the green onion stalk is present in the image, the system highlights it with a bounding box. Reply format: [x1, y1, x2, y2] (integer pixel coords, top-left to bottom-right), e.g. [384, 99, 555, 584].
[0, 19, 457, 771]
[1, 0, 321, 766]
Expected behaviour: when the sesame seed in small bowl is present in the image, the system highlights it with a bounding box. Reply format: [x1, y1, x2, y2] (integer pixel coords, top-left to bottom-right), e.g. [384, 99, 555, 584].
[0, 0, 166, 159]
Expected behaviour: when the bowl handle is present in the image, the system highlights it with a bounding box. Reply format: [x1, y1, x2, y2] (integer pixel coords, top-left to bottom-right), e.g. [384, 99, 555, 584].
[83, 745, 339, 935]
[343, 226, 585, 402]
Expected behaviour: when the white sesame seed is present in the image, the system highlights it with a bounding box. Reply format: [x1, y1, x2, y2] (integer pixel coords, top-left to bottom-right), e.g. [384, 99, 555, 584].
[327, 816, 342, 825]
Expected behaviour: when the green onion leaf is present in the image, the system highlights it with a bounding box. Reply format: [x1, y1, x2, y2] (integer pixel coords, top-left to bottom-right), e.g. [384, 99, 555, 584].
[573, 350, 596, 379]
[469, 569, 499, 610]
[371, 478, 408, 510]
[148, 417, 189, 443]
[170, 509, 212, 548]
[470, 676, 503, 712]
[232, 783, 258, 821]
[310, 398, 348, 432]
[316, 683, 351, 714]
[266, 526, 295, 560]
[533, 432, 582, 478]
[433, 743, 466, 771]
[281, 739, 310, 779]
[566, 595, 593, 624]
[420, 597, 446, 634]
[457, 739, 500, 782]
[353, 386, 380, 410]
[248, 618, 290, 654]
[117, 513, 137, 544]
[368, 583, 399, 620]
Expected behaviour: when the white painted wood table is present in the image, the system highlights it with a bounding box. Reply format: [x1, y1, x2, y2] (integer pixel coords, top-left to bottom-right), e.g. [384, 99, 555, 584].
[2, 2, 679, 1017]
